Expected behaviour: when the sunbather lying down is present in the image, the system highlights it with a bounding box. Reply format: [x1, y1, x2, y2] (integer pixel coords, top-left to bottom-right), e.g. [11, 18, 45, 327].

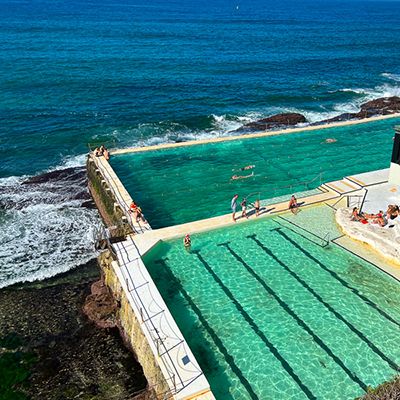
[350, 205, 399, 227]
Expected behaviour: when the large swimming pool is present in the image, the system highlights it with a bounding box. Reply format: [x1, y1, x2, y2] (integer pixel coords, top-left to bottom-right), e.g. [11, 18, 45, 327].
[143, 206, 400, 400]
[111, 118, 400, 228]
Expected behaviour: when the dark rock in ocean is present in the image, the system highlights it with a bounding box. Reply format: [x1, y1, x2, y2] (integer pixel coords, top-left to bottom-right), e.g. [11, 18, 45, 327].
[318, 96, 400, 124]
[315, 113, 359, 125]
[22, 167, 86, 185]
[239, 112, 307, 132]
[81, 199, 97, 209]
[356, 96, 400, 117]
[0, 166, 91, 211]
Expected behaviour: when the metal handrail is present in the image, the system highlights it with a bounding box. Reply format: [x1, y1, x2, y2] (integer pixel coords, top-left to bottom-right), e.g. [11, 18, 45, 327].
[359, 188, 368, 213]
[345, 189, 368, 210]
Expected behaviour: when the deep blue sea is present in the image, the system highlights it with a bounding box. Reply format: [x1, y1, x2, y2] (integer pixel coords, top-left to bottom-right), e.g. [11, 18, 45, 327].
[1, 0, 400, 286]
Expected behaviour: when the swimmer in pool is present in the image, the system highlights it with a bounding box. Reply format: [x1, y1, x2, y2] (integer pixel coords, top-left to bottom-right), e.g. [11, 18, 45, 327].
[241, 165, 255, 171]
[183, 234, 191, 251]
[231, 172, 254, 180]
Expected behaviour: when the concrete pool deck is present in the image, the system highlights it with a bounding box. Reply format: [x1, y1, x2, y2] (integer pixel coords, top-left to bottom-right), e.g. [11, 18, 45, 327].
[110, 113, 400, 155]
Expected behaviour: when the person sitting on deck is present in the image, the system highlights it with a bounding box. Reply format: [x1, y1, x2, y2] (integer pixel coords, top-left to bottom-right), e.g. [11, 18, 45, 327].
[129, 201, 138, 213]
[103, 147, 110, 160]
[94, 147, 102, 157]
[135, 206, 147, 224]
[371, 210, 387, 227]
[351, 207, 362, 221]
[387, 205, 399, 220]
[351, 207, 371, 224]
[288, 195, 299, 214]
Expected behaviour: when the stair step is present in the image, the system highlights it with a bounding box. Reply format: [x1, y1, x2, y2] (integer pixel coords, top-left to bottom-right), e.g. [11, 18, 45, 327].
[324, 179, 361, 194]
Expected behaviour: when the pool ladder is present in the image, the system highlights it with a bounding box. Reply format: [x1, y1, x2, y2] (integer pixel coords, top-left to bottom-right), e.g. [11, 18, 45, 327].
[322, 232, 330, 247]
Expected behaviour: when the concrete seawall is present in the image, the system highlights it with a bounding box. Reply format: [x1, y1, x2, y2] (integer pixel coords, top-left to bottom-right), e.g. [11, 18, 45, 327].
[99, 251, 171, 398]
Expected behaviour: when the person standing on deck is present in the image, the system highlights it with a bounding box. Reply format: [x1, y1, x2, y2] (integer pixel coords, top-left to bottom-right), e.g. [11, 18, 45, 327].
[254, 199, 260, 217]
[231, 194, 239, 222]
[241, 198, 248, 219]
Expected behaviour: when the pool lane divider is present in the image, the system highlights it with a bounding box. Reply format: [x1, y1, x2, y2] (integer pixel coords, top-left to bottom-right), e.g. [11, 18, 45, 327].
[191, 250, 318, 400]
[217, 241, 368, 392]
[154, 258, 260, 400]
[274, 217, 331, 248]
[247, 234, 400, 373]
[273, 228, 400, 328]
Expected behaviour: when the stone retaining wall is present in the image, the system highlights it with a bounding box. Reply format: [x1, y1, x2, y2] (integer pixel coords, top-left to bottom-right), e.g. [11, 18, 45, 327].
[99, 251, 171, 399]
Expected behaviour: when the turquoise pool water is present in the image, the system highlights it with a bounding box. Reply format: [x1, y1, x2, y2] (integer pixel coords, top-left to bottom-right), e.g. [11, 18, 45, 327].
[111, 118, 400, 228]
[143, 206, 400, 400]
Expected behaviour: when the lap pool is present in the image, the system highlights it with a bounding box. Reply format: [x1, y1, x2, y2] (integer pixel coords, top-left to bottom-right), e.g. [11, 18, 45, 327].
[110, 118, 400, 228]
[143, 206, 400, 400]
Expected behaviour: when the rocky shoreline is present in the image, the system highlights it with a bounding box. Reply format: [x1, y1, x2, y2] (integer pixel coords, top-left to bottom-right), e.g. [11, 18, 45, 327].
[0, 257, 147, 400]
[237, 96, 400, 132]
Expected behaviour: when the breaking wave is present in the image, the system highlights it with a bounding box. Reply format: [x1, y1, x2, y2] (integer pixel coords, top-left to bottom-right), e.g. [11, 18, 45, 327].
[110, 77, 400, 149]
[0, 159, 100, 289]
[381, 72, 400, 82]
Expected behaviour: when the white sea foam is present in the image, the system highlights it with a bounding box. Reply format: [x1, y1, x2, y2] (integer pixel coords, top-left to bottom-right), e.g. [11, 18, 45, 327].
[337, 83, 400, 101]
[381, 72, 400, 82]
[0, 166, 100, 289]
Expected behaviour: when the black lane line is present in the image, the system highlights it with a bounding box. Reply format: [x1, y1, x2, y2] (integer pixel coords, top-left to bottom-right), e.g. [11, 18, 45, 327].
[274, 227, 400, 328]
[192, 250, 317, 400]
[247, 234, 400, 373]
[155, 259, 260, 400]
[218, 242, 367, 392]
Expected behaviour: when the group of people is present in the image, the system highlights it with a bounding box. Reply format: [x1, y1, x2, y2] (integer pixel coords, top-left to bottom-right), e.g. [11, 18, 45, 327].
[129, 201, 146, 224]
[231, 194, 261, 222]
[230, 193, 300, 222]
[351, 204, 399, 227]
[94, 145, 110, 160]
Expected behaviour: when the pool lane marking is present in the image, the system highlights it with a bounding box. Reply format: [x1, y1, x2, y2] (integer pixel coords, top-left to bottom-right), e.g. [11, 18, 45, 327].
[273, 228, 400, 328]
[247, 234, 400, 373]
[192, 250, 317, 400]
[217, 241, 367, 392]
[154, 258, 260, 400]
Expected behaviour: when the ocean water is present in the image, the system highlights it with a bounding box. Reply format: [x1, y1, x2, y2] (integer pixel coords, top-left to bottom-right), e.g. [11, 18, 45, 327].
[1, 0, 400, 285]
